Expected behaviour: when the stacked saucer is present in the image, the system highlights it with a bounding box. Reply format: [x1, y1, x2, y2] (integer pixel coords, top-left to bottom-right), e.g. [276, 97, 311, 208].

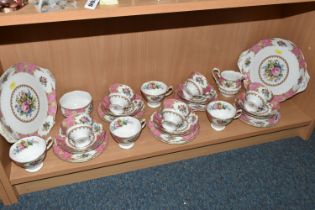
[53, 113, 108, 163]
[98, 83, 145, 122]
[148, 99, 199, 144]
[175, 72, 217, 111]
[235, 83, 281, 128]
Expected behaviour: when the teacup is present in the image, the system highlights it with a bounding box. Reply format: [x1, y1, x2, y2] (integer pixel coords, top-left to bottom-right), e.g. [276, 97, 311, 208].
[161, 108, 186, 133]
[212, 67, 243, 97]
[59, 90, 92, 117]
[163, 98, 190, 118]
[182, 79, 203, 100]
[108, 93, 132, 115]
[141, 81, 173, 108]
[109, 83, 134, 100]
[244, 83, 273, 113]
[190, 72, 209, 90]
[60, 113, 93, 136]
[9, 136, 53, 172]
[206, 100, 242, 131]
[110, 116, 146, 149]
[66, 124, 94, 149]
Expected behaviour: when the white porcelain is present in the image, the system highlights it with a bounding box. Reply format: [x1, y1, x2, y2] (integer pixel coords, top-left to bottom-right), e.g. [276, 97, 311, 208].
[162, 98, 190, 118]
[0, 63, 57, 142]
[238, 38, 309, 102]
[190, 72, 209, 90]
[109, 83, 135, 100]
[212, 67, 243, 97]
[9, 136, 53, 172]
[66, 124, 94, 149]
[108, 93, 131, 115]
[141, 81, 173, 108]
[206, 101, 242, 131]
[244, 91, 267, 113]
[109, 116, 146, 149]
[183, 79, 203, 100]
[161, 109, 186, 133]
[59, 90, 92, 117]
[60, 113, 93, 136]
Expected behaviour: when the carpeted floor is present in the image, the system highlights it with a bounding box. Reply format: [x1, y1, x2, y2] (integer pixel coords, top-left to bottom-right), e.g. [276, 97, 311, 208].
[1, 132, 315, 210]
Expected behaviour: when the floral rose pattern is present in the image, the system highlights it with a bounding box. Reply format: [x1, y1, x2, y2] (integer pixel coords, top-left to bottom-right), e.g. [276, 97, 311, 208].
[262, 59, 285, 84]
[12, 85, 39, 122]
[12, 139, 37, 155]
[111, 118, 129, 131]
[143, 82, 163, 90]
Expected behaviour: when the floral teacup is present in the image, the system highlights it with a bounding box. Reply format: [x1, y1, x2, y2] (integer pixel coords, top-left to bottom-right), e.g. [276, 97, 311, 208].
[60, 113, 93, 136]
[59, 90, 93, 117]
[182, 79, 203, 100]
[161, 108, 186, 133]
[110, 116, 146, 149]
[9, 136, 53, 172]
[206, 100, 242, 131]
[212, 67, 243, 97]
[190, 72, 209, 90]
[66, 124, 94, 149]
[109, 83, 134, 100]
[141, 81, 173, 108]
[244, 82, 273, 113]
[108, 93, 132, 115]
[162, 99, 190, 118]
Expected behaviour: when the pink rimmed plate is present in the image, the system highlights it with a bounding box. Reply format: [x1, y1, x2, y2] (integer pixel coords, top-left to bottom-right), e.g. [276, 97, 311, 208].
[238, 38, 309, 102]
[98, 94, 145, 123]
[53, 129, 108, 163]
[148, 111, 199, 144]
[0, 63, 57, 143]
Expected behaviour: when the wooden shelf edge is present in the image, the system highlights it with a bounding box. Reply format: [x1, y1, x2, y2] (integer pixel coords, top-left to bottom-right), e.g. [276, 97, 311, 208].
[0, 0, 314, 27]
[14, 125, 305, 195]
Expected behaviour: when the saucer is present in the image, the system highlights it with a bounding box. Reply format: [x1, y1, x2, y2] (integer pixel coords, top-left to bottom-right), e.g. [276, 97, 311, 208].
[98, 94, 145, 122]
[53, 130, 108, 163]
[175, 84, 217, 111]
[148, 111, 199, 144]
[239, 111, 280, 128]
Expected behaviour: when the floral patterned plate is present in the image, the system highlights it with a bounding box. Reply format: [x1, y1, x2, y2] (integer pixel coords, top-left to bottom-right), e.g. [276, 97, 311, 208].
[238, 38, 309, 102]
[98, 94, 145, 123]
[0, 63, 57, 143]
[53, 129, 108, 163]
[148, 111, 199, 144]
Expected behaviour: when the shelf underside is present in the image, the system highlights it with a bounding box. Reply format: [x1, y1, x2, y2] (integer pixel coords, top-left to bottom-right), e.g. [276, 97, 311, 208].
[0, 0, 314, 26]
[10, 101, 312, 185]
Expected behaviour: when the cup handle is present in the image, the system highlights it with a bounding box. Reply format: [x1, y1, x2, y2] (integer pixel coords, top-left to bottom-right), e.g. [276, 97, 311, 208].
[234, 109, 243, 119]
[164, 86, 173, 97]
[46, 137, 53, 150]
[212, 67, 221, 84]
[140, 119, 146, 129]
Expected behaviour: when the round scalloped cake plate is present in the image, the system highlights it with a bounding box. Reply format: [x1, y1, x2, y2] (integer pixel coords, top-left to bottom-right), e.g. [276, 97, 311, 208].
[238, 38, 309, 102]
[0, 63, 57, 143]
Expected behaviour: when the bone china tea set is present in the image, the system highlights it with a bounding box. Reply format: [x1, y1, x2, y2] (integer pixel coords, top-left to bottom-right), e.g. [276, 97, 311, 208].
[0, 37, 310, 172]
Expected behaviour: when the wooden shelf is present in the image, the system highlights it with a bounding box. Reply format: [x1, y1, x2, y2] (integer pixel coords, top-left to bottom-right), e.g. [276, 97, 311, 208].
[0, 0, 314, 26]
[10, 101, 312, 185]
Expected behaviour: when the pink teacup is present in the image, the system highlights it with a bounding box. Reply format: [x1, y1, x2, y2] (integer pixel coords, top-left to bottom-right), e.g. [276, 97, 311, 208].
[60, 113, 93, 136]
[109, 83, 134, 100]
